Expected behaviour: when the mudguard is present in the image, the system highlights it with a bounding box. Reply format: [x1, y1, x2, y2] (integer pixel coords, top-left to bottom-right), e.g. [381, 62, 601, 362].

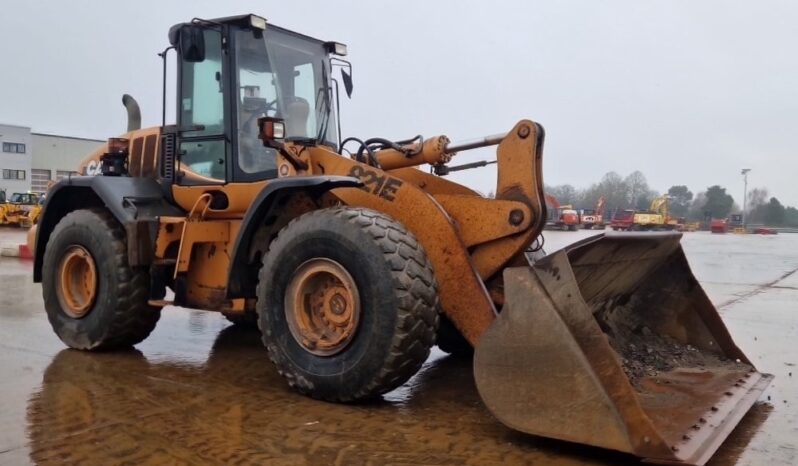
[33, 176, 184, 282]
[226, 175, 362, 298]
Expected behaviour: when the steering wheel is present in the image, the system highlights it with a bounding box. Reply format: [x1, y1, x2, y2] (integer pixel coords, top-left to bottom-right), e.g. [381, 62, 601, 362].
[241, 99, 278, 133]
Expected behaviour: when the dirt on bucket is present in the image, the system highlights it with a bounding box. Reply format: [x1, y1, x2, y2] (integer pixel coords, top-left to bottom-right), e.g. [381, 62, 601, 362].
[594, 299, 741, 389]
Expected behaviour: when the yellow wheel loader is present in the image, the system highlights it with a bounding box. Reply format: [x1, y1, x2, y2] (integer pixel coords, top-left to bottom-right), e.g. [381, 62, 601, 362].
[0, 189, 7, 224]
[32, 14, 770, 465]
[3, 192, 41, 227]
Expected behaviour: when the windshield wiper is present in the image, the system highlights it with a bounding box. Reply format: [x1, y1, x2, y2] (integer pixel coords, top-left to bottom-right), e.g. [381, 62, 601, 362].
[315, 64, 332, 145]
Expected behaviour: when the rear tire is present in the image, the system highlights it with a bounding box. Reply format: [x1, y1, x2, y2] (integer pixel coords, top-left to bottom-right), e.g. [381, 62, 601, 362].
[257, 207, 438, 402]
[42, 208, 161, 350]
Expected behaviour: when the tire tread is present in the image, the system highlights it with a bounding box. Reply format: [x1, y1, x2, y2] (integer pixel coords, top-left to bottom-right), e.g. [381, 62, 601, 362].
[43, 208, 160, 350]
[258, 207, 439, 401]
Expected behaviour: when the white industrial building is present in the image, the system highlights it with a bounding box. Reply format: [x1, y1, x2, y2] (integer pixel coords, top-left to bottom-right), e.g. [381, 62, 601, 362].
[0, 123, 102, 195]
[0, 124, 33, 194]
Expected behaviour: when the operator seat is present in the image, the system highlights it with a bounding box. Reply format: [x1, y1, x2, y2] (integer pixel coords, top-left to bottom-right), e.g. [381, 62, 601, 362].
[285, 97, 310, 138]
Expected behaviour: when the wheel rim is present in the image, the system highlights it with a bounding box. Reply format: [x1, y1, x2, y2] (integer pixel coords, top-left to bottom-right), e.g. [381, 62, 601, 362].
[57, 245, 98, 318]
[285, 258, 361, 356]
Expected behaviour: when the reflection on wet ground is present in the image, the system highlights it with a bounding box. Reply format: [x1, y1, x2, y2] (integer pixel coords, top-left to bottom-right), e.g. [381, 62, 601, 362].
[1, 229, 797, 465]
[23, 328, 624, 466]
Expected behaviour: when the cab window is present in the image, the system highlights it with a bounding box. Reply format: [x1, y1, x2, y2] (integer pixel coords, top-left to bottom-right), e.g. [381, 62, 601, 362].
[179, 28, 227, 183]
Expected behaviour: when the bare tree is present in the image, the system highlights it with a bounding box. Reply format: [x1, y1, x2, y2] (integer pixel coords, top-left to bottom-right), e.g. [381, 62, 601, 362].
[624, 171, 650, 208]
[599, 172, 629, 213]
[545, 184, 578, 205]
[688, 191, 708, 221]
[747, 187, 768, 212]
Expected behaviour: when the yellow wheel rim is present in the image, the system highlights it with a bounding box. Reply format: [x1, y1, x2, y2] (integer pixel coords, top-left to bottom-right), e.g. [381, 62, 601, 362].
[57, 245, 98, 318]
[285, 258, 360, 356]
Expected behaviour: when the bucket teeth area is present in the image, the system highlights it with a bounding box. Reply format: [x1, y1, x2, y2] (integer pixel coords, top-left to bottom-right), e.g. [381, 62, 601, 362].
[474, 232, 772, 466]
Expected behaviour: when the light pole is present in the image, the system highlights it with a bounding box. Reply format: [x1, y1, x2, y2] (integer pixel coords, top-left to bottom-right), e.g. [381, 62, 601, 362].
[741, 168, 751, 228]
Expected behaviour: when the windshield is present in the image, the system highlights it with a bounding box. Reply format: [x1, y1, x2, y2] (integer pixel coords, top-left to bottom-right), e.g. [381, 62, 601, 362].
[235, 26, 337, 175]
[10, 193, 33, 204]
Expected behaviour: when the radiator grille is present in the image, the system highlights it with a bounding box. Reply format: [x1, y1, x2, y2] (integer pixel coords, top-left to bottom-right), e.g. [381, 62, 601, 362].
[161, 133, 176, 180]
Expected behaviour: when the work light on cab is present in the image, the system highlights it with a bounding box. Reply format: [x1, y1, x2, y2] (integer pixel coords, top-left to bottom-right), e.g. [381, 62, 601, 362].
[249, 15, 267, 30]
[258, 116, 285, 148]
[324, 41, 348, 56]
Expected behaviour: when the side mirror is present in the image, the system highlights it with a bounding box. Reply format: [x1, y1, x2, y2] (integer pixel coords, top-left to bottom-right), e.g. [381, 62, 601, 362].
[330, 57, 353, 98]
[180, 25, 206, 63]
[341, 69, 353, 98]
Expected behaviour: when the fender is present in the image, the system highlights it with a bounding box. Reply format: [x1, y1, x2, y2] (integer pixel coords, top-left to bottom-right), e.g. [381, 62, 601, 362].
[33, 176, 184, 282]
[226, 175, 362, 298]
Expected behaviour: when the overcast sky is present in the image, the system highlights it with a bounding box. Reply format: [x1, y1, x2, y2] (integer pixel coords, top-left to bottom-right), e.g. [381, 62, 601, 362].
[1, 1, 796, 206]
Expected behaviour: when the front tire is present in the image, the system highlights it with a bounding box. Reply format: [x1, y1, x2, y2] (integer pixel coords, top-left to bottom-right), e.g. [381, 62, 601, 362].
[42, 209, 161, 350]
[257, 207, 438, 402]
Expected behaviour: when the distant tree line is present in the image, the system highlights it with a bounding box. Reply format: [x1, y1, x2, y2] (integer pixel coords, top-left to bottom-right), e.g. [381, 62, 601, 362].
[546, 171, 798, 226]
[744, 188, 798, 226]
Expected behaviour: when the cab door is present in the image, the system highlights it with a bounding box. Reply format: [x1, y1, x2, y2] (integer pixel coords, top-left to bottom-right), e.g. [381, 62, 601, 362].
[171, 25, 274, 217]
[171, 25, 245, 216]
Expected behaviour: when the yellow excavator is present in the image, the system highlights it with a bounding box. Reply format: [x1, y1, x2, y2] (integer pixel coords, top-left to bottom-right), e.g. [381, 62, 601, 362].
[632, 194, 679, 230]
[30, 14, 770, 465]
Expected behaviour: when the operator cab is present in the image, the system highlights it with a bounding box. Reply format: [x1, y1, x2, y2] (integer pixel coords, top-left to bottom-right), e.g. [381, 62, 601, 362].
[9, 192, 39, 205]
[168, 14, 349, 184]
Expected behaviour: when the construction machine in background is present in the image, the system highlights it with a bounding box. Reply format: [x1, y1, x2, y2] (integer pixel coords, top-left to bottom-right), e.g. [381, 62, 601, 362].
[2, 192, 42, 227]
[630, 195, 679, 231]
[711, 214, 745, 234]
[631, 211, 665, 230]
[728, 214, 746, 233]
[544, 193, 580, 230]
[677, 219, 700, 232]
[711, 218, 729, 233]
[30, 14, 771, 465]
[0, 190, 6, 224]
[610, 208, 635, 231]
[579, 195, 605, 230]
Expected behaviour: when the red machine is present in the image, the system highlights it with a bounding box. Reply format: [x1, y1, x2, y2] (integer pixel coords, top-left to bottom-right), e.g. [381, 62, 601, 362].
[580, 196, 605, 230]
[710, 218, 728, 233]
[544, 193, 580, 231]
[610, 209, 635, 231]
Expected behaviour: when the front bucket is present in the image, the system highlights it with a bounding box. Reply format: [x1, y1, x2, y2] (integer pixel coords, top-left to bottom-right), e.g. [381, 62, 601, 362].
[474, 232, 772, 465]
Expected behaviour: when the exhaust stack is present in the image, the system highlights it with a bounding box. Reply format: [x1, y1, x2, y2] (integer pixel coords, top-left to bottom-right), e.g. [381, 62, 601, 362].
[122, 94, 141, 132]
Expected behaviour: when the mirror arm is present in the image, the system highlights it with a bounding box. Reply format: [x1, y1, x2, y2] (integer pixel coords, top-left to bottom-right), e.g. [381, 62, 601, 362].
[276, 143, 308, 170]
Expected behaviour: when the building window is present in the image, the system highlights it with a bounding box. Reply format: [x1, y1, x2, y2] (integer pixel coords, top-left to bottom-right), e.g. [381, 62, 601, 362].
[31, 169, 52, 193]
[2, 169, 26, 180]
[55, 170, 79, 181]
[2, 142, 26, 153]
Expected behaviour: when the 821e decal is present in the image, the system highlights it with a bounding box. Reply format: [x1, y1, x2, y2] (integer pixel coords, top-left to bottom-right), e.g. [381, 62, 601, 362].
[347, 165, 404, 202]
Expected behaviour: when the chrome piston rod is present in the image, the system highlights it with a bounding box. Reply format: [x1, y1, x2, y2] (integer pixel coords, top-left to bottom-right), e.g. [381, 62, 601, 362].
[444, 132, 507, 154]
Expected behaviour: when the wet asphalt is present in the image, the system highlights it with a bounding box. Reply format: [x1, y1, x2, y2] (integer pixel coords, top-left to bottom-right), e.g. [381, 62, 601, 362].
[0, 227, 796, 466]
